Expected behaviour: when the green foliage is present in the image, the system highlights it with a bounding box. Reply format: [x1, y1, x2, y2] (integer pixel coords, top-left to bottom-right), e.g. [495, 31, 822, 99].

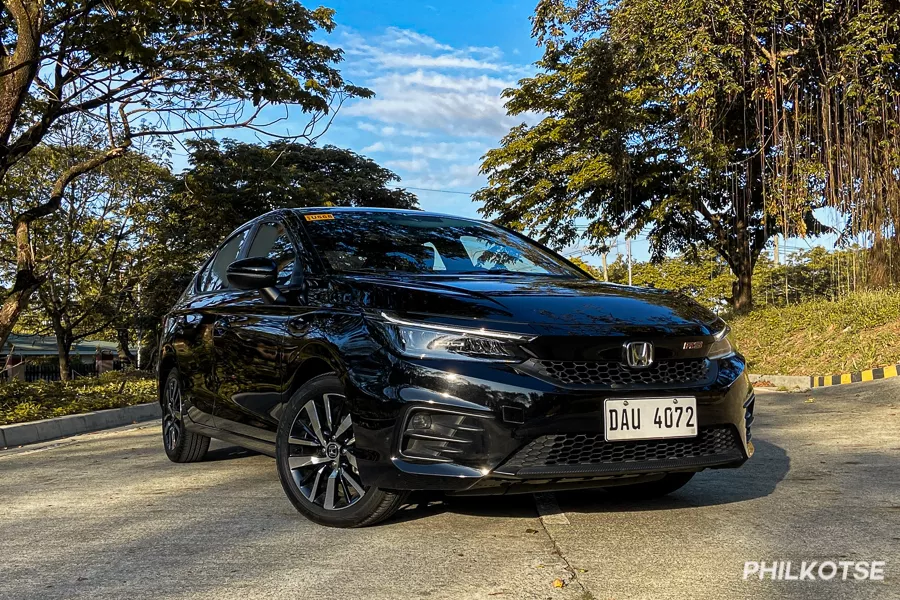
[605, 250, 735, 310]
[163, 139, 418, 258]
[0, 371, 156, 425]
[730, 290, 900, 375]
[594, 245, 876, 312]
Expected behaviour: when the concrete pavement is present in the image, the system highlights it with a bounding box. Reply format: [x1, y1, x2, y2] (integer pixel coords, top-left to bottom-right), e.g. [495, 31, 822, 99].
[1, 380, 898, 599]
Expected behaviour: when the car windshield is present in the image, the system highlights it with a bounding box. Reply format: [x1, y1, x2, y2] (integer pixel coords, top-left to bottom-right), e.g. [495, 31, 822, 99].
[299, 211, 584, 278]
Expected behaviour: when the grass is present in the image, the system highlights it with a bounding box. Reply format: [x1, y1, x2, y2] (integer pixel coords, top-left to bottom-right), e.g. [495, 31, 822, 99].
[0, 371, 156, 426]
[730, 290, 900, 376]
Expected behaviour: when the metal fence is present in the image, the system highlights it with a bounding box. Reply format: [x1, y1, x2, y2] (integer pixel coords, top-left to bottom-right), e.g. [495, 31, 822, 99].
[0, 360, 124, 383]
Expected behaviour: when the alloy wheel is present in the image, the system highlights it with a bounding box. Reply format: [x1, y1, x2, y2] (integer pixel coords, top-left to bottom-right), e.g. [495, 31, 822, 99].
[287, 393, 367, 510]
[162, 375, 183, 451]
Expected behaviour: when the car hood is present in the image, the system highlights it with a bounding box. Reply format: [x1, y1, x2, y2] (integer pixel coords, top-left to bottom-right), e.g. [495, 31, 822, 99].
[334, 274, 721, 337]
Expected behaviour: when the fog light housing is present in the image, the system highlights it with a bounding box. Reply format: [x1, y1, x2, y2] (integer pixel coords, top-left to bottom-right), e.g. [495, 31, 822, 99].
[409, 413, 432, 430]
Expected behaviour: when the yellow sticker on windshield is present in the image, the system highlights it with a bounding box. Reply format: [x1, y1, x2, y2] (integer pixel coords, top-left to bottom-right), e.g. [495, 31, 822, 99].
[305, 213, 335, 221]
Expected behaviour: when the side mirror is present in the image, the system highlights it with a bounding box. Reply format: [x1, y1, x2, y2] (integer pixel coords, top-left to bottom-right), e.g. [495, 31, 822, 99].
[226, 257, 278, 290]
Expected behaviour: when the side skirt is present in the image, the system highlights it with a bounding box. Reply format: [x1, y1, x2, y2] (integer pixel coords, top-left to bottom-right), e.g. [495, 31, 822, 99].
[184, 418, 276, 457]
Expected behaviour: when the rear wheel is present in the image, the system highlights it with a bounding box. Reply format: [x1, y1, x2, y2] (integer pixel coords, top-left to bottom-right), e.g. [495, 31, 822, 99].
[161, 368, 210, 463]
[603, 472, 695, 501]
[276, 374, 407, 527]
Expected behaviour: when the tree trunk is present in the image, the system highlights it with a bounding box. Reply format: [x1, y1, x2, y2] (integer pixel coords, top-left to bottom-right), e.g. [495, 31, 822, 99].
[731, 257, 754, 314]
[56, 335, 73, 382]
[116, 328, 136, 366]
[0, 221, 43, 352]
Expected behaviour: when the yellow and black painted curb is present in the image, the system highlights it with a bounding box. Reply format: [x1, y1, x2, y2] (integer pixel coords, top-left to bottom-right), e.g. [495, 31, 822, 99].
[810, 364, 900, 388]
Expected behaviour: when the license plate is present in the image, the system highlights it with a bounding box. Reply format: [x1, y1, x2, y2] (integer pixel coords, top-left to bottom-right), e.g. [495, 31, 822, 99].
[603, 397, 698, 441]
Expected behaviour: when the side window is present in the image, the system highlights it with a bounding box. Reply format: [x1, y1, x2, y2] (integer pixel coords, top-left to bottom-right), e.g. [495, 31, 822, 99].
[246, 222, 297, 285]
[198, 228, 249, 293]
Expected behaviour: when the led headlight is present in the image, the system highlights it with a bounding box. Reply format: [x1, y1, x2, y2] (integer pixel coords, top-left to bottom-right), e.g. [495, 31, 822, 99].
[708, 323, 735, 359]
[376, 313, 532, 362]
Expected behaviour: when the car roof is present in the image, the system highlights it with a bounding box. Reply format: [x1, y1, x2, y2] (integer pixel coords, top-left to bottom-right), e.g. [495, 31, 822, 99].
[223, 207, 486, 240]
[289, 206, 471, 218]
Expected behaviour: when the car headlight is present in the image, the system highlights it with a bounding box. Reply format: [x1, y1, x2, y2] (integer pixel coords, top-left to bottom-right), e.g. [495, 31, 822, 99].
[376, 312, 532, 362]
[708, 324, 735, 359]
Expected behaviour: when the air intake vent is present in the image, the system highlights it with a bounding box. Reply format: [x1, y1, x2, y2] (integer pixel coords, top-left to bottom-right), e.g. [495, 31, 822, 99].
[399, 409, 488, 464]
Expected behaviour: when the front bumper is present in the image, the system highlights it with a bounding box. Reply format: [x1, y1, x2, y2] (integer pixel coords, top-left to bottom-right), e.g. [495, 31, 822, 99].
[347, 350, 754, 495]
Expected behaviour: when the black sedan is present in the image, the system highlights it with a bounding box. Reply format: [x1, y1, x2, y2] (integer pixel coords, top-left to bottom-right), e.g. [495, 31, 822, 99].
[158, 208, 754, 527]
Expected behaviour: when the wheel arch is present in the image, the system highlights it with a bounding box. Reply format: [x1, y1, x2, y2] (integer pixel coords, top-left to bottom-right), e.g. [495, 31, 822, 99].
[284, 343, 346, 401]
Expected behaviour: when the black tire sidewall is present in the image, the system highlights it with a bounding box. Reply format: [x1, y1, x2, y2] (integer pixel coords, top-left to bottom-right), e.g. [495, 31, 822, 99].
[275, 373, 395, 527]
[162, 368, 187, 461]
[162, 367, 209, 463]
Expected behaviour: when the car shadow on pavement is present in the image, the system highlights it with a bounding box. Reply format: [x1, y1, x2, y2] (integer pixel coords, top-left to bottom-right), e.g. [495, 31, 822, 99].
[202, 443, 261, 462]
[389, 438, 790, 523]
[559, 438, 790, 514]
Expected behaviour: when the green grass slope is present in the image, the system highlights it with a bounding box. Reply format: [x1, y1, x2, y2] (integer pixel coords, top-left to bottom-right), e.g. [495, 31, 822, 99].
[730, 290, 900, 376]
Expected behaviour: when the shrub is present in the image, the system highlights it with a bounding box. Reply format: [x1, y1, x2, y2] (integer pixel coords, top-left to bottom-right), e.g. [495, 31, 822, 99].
[0, 371, 157, 426]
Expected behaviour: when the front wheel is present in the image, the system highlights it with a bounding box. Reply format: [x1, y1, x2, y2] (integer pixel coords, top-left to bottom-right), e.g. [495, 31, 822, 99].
[275, 374, 407, 527]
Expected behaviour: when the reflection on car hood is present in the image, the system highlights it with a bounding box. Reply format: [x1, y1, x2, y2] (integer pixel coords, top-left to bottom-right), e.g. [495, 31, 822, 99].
[335, 274, 720, 337]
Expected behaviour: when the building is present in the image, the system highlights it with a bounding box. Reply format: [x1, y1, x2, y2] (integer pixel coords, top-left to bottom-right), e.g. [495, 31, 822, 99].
[1, 334, 119, 382]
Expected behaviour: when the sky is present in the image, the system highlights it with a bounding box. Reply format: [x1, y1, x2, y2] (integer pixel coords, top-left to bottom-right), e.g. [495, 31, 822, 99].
[313, 0, 543, 218]
[192, 0, 846, 265]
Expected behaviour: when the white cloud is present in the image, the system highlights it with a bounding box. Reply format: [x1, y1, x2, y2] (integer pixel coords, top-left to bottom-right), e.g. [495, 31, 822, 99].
[330, 26, 540, 209]
[385, 158, 430, 172]
[356, 121, 431, 138]
[374, 70, 515, 92]
[383, 27, 453, 51]
[345, 87, 528, 138]
[342, 30, 509, 73]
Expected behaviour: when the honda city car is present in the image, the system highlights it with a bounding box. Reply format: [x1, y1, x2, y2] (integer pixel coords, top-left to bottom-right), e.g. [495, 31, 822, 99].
[158, 208, 754, 527]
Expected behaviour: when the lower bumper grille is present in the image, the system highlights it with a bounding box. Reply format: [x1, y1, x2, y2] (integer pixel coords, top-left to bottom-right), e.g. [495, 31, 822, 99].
[496, 425, 744, 477]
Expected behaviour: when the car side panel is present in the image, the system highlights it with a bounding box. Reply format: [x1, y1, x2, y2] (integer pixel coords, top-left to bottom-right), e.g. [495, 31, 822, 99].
[211, 292, 289, 440]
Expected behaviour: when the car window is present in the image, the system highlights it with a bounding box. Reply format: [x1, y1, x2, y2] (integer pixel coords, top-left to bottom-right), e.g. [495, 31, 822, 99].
[300, 212, 582, 277]
[246, 222, 297, 285]
[198, 228, 250, 293]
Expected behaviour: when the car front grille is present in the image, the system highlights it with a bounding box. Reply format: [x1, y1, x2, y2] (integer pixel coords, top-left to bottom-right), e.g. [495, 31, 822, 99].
[496, 426, 744, 477]
[534, 358, 710, 387]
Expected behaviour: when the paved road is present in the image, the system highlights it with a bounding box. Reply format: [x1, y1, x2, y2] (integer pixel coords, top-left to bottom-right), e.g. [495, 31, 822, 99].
[1, 381, 898, 599]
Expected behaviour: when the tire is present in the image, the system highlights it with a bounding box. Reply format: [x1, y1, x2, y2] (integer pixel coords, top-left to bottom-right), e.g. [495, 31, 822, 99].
[161, 368, 210, 463]
[276, 373, 408, 527]
[603, 472, 695, 501]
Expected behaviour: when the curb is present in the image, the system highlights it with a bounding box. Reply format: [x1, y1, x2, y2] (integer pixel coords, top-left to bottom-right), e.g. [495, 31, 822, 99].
[748, 374, 811, 391]
[809, 363, 900, 388]
[0, 402, 161, 449]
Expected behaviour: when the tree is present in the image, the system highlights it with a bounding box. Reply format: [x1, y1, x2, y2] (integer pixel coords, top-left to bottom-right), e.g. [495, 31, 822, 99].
[1, 139, 171, 379]
[476, 0, 835, 312]
[164, 139, 419, 257]
[0, 0, 368, 350]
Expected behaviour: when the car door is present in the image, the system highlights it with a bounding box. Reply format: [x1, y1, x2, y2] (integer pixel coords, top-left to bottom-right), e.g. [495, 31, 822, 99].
[211, 219, 300, 441]
[174, 227, 252, 428]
